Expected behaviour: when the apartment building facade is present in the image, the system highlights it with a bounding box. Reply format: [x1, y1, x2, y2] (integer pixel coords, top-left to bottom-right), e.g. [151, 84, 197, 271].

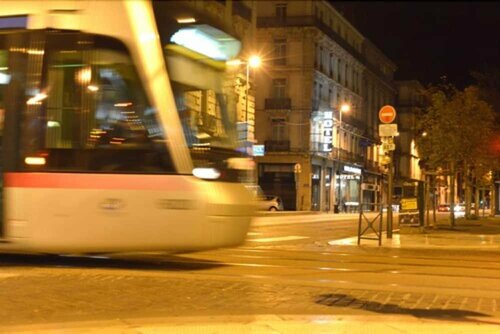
[253, 0, 397, 211]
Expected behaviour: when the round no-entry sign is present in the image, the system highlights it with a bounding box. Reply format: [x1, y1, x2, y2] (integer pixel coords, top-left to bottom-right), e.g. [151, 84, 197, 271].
[379, 105, 397, 124]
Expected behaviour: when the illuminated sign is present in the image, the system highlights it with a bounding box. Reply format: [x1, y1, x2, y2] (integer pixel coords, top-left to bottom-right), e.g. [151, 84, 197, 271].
[170, 24, 241, 61]
[344, 166, 362, 174]
[322, 111, 334, 152]
[253, 145, 265, 157]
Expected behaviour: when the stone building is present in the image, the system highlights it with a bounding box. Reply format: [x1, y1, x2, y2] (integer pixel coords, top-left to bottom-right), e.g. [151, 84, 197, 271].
[394, 80, 425, 185]
[253, 0, 396, 211]
[171, 0, 258, 150]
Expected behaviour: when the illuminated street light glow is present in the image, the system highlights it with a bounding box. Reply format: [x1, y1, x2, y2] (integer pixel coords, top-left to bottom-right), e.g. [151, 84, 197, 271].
[340, 103, 351, 113]
[248, 55, 261, 68]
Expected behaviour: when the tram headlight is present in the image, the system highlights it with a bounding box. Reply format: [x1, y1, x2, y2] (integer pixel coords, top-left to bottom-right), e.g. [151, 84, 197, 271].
[192, 167, 221, 180]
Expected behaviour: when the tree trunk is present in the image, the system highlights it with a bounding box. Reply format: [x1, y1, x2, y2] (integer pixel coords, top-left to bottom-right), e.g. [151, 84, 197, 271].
[490, 182, 496, 217]
[465, 165, 472, 218]
[449, 162, 456, 227]
[474, 186, 480, 217]
[425, 174, 430, 227]
[432, 175, 437, 226]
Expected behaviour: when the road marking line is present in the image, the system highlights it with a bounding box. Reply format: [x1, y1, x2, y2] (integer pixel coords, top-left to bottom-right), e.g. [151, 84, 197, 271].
[248, 236, 309, 243]
[0, 273, 20, 278]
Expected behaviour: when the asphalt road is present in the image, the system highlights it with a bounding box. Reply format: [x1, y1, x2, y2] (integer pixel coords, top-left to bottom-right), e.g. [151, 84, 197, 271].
[0, 214, 498, 332]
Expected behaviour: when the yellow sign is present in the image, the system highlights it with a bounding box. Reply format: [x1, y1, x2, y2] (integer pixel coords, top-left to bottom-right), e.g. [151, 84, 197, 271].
[400, 198, 418, 211]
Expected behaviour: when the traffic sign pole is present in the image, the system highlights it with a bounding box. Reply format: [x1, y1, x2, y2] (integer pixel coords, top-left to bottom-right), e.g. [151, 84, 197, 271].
[378, 105, 397, 239]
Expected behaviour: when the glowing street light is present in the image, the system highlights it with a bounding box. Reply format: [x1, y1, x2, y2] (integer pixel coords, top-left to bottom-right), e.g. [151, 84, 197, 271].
[248, 55, 261, 68]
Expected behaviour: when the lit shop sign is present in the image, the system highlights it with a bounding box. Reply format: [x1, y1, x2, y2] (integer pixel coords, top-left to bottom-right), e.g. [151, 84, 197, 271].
[322, 111, 334, 152]
[344, 166, 362, 174]
[252, 145, 265, 157]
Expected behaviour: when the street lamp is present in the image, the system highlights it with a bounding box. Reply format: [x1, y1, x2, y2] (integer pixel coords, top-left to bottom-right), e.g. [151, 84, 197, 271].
[336, 103, 350, 212]
[227, 55, 261, 154]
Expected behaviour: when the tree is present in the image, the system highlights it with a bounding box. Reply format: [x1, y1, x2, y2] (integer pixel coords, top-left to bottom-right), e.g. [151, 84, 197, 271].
[471, 66, 500, 216]
[415, 83, 495, 226]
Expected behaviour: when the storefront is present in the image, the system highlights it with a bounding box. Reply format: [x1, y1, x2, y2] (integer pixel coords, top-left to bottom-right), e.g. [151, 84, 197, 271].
[335, 164, 362, 213]
[258, 163, 297, 211]
[311, 165, 322, 211]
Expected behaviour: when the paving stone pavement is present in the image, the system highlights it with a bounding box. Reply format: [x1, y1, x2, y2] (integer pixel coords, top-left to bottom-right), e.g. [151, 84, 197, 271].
[0, 270, 498, 327]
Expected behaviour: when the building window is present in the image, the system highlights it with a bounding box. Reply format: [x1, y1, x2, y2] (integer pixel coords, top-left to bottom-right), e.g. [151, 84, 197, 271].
[337, 58, 341, 82]
[272, 78, 287, 98]
[276, 4, 287, 20]
[274, 38, 287, 65]
[318, 46, 323, 70]
[345, 63, 349, 87]
[328, 87, 332, 105]
[318, 83, 323, 101]
[329, 53, 333, 77]
[271, 118, 286, 141]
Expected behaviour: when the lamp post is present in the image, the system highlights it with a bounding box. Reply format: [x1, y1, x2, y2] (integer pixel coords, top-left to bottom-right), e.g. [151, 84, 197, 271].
[336, 103, 350, 213]
[227, 55, 261, 155]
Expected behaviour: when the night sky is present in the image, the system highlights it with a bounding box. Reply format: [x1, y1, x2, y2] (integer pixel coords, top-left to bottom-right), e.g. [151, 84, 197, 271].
[331, 2, 500, 88]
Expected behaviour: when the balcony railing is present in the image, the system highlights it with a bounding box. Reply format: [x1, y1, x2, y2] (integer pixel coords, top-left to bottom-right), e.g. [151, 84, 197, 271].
[265, 140, 290, 152]
[265, 98, 291, 110]
[331, 148, 365, 165]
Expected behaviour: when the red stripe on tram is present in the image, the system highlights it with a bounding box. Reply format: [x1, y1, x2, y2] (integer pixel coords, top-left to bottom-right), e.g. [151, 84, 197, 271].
[4, 172, 195, 191]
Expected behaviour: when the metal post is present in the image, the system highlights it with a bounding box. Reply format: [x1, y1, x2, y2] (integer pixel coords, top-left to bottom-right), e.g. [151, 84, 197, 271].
[387, 150, 393, 238]
[245, 63, 250, 154]
[336, 110, 342, 213]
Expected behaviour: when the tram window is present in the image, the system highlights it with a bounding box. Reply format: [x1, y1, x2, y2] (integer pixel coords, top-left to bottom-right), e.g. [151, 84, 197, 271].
[22, 34, 174, 173]
[0, 49, 7, 136]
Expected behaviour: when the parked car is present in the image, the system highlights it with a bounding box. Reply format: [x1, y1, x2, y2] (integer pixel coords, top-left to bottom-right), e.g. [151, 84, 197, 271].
[437, 203, 465, 212]
[258, 195, 284, 211]
[244, 185, 284, 211]
[438, 204, 450, 212]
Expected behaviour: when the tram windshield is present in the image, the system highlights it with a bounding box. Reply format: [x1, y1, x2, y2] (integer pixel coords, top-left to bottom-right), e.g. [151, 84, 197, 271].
[153, 2, 244, 166]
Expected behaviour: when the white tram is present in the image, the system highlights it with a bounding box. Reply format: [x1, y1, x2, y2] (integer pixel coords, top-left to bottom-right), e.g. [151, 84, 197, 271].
[0, 1, 256, 253]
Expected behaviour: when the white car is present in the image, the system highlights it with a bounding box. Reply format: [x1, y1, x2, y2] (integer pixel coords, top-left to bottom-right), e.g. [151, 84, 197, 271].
[258, 195, 284, 211]
[245, 185, 284, 211]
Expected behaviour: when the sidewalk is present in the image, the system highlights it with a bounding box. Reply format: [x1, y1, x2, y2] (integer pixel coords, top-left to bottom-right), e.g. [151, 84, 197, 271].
[329, 215, 500, 250]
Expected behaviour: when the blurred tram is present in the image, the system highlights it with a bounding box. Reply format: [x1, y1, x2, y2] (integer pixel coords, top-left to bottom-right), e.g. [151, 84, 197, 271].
[0, 1, 256, 253]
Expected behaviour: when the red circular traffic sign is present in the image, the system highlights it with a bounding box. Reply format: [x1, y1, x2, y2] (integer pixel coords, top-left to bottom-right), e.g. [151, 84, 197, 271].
[379, 105, 397, 124]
